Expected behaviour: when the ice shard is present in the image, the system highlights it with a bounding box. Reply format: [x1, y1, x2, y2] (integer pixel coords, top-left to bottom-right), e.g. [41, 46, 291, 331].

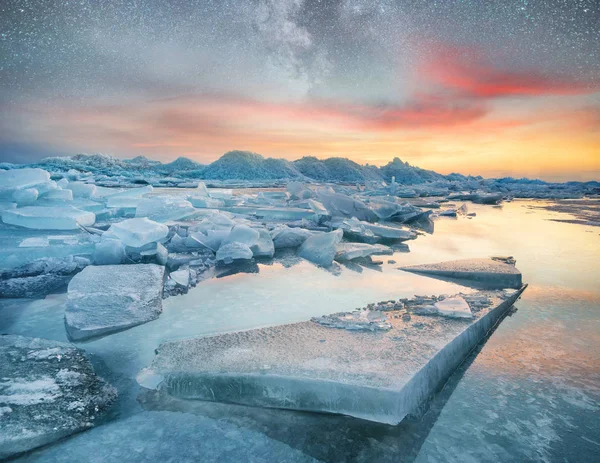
[334, 243, 393, 262]
[297, 229, 343, 267]
[271, 226, 314, 249]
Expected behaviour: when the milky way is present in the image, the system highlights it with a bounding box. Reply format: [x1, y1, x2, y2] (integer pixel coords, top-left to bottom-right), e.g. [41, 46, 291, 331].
[0, 1, 599, 180]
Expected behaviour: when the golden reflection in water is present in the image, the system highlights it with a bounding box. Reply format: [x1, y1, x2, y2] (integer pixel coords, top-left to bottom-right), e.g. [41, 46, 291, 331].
[466, 286, 600, 382]
[404, 200, 600, 292]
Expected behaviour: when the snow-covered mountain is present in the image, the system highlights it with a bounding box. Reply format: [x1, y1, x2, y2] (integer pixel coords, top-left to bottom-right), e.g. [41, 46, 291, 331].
[2, 151, 596, 196]
[200, 151, 303, 180]
[293, 156, 382, 183]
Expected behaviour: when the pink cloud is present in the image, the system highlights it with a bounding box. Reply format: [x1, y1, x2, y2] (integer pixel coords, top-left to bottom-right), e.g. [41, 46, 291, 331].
[420, 43, 599, 98]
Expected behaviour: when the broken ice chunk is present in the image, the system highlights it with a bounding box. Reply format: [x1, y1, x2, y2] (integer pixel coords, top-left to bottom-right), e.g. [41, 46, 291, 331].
[12, 188, 38, 206]
[188, 196, 224, 208]
[40, 188, 73, 201]
[439, 209, 457, 217]
[105, 186, 153, 208]
[250, 228, 275, 258]
[155, 242, 168, 265]
[271, 226, 314, 249]
[1, 206, 95, 230]
[135, 196, 196, 222]
[65, 182, 97, 199]
[0, 335, 116, 459]
[195, 181, 210, 197]
[308, 199, 328, 216]
[221, 224, 260, 248]
[367, 198, 417, 221]
[189, 229, 230, 252]
[249, 207, 317, 221]
[169, 268, 190, 287]
[107, 218, 168, 248]
[298, 229, 343, 267]
[287, 181, 314, 200]
[18, 237, 49, 247]
[334, 243, 392, 262]
[216, 242, 253, 264]
[332, 217, 414, 242]
[399, 258, 522, 289]
[433, 296, 473, 319]
[317, 190, 377, 222]
[93, 238, 126, 265]
[0, 168, 50, 198]
[188, 213, 234, 234]
[64, 264, 165, 341]
[0, 256, 89, 298]
[312, 309, 392, 331]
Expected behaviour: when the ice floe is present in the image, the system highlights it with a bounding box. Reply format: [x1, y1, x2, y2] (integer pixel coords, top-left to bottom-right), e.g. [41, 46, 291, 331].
[399, 258, 522, 289]
[139, 286, 527, 425]
[64, 264, 165, 341]
[135, 196, 196, 222]
[2, 206, 95, 230]
[0, 335, 116, 459]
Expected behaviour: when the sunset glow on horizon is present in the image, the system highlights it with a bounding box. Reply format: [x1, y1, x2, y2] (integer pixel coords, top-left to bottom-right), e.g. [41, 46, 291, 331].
[1, 1, 598, 181]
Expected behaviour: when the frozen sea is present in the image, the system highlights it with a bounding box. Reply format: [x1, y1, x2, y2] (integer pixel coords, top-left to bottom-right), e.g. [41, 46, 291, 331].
[2, 199, 599, 462]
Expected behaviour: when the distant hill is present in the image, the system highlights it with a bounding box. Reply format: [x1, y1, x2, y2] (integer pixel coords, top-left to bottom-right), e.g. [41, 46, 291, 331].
[200, 151, 304, 180]
[19, 150, 481, 184]
[40, 153, 127, 172]
[293, 156, 382, 183]
[379, 157, 445, 184]
[123, 156, 162, 168]
[157, 157, 205, 174]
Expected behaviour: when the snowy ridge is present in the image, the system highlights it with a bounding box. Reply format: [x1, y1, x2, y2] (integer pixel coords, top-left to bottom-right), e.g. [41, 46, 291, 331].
[1, 151, 598, 197]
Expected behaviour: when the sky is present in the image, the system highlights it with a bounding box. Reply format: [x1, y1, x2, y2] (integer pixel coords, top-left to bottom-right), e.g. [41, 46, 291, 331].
[0, 0, 599, 181]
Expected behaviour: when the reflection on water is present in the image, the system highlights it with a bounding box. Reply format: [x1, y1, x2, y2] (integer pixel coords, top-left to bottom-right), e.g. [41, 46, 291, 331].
[2, 200, 599, 462]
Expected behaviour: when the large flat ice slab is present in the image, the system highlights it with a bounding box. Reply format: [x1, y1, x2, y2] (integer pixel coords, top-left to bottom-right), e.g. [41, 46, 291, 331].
[0, 168, 50, 198]
[0, 335, 116, 459]
[399, 258, 522, 289]
[105, 217, 168, 248]
[65, 264, 165, 341]
[1, 206, 95, 230]
[140, 286, 526, 425]
[24, 411, 315, 462]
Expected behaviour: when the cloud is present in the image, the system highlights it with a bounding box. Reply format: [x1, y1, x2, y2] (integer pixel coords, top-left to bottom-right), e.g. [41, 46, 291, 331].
[141, 92, 489, 132]
[421, 43, 599, 98]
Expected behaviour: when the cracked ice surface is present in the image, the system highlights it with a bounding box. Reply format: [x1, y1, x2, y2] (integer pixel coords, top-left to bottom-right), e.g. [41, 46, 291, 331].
[0, 335, 116, 459]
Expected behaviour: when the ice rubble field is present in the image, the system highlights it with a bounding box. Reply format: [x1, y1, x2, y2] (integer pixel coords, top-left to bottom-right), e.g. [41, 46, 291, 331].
[0, 159, 596, 460]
